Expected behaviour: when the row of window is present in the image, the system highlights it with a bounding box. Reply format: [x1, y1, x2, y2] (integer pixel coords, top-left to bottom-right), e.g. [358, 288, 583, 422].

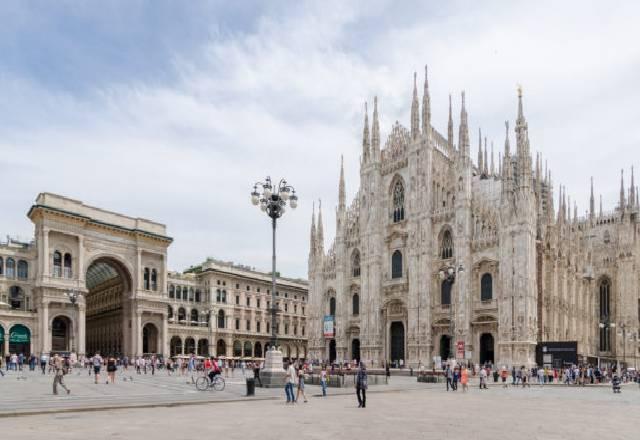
[0, 257, 29, 279]
[214, 278, 305, 301]
[168, 307, 305, 335]
[328, 295, 359, 316]
[169, 284, 204, 301]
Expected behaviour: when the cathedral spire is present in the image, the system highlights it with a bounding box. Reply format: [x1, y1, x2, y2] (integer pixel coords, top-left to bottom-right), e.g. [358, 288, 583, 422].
[411, 72, 420, 140]
[490, 142, 495, 176]
[498, 152, 502, 176]
[557, 185, 562, 223]
[504, 120, 511, 157]
[484, 137, 489, 176]
[630, 166, 635, 208]
[589, 177, 595, 221]
[599, 194, 603, 217]
[309, 201, 316, 256]
[477, 128, 483, 172]
[362, 102, 370, 164]
[317, 199, 324, 253]
[447, 94, 454, 149]
[421, 65, 431, 135]
[372, 96, 380, 160]
[619, 169, 625, 211]
[458, 91, 470, 158]
[338, 155, 346, 211]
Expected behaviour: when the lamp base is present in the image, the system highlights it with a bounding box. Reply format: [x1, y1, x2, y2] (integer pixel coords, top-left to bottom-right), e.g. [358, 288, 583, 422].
[260, 348, 287, 388]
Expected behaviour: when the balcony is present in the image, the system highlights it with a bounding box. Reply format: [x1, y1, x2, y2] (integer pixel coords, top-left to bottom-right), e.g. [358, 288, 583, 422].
[473, 299, 498, 312]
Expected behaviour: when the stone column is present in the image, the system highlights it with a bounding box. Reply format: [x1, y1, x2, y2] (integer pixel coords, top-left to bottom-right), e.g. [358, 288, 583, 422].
[161, 313, 168, 357]
[78, 235, 85, 283]
[78, 304, 86, 356]
[41, 300, 49, 354]
[136, 312, 143, 356]
[43, 227, 50, 277]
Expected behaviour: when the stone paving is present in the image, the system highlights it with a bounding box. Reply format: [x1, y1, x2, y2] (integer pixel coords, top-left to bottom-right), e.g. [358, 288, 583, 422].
[1, 369, 639, 439]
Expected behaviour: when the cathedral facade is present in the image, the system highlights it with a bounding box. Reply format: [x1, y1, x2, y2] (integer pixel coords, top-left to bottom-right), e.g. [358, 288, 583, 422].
[307, 67, 640, 369]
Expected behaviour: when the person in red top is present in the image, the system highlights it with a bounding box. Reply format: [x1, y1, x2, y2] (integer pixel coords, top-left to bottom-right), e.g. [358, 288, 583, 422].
[208, 358, 221, 383]
[204, 358, 212, 371]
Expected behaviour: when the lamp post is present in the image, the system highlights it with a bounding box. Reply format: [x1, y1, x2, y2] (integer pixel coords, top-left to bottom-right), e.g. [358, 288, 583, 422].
[439, 264, 464, 364]
[65, 289, 81, 353]
[250, 176, 298, 386]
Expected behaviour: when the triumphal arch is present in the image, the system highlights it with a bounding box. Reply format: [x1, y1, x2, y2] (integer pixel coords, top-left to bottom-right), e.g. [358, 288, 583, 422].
[27, 193, 172, 357]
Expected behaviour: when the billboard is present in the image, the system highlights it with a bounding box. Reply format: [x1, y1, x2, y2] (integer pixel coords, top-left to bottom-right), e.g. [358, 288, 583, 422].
[323, 315, 335, 338]
[536, 341, 578, 368]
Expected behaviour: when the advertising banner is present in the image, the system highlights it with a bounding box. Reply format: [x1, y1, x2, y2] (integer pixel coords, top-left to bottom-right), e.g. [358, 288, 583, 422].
[323, 315, 335, 338]
[456, 340, 465, 358]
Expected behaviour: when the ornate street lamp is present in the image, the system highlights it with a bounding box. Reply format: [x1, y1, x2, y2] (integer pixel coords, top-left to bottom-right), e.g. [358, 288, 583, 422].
[250, 177, 297, 386]
[65, 289, 81, 353]
[439, 264, 464, 364]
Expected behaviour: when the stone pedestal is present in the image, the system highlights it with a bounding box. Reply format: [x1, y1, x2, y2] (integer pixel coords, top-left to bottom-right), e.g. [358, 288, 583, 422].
[260, 348, 286, 388]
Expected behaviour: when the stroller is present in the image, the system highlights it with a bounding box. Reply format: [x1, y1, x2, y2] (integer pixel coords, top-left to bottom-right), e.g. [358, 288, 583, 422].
[612, 375, 621, 393]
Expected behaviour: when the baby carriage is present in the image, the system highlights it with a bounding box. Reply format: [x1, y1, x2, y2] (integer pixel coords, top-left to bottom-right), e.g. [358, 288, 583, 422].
[612, 375, 621, 393]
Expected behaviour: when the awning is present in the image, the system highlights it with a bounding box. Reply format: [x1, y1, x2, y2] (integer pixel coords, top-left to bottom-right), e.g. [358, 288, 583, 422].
[9, 325, 30, 343]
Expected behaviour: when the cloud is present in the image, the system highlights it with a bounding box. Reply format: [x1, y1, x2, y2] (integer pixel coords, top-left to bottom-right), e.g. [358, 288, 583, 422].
[1, 0, 639, 278]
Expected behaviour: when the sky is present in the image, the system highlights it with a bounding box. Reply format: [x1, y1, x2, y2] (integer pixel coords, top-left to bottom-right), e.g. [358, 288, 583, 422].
[1, 0, 639, 279]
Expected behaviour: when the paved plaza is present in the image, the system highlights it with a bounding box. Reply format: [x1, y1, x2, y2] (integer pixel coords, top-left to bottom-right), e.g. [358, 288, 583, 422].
[1, 369, 639, 439]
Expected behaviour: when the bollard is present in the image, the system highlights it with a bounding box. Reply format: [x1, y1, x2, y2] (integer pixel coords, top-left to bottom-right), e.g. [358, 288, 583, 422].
[246, 377, 256, 396]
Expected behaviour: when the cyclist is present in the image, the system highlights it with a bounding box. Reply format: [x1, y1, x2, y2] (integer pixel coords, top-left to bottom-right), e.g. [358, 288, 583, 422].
[208, 357, 222, 384]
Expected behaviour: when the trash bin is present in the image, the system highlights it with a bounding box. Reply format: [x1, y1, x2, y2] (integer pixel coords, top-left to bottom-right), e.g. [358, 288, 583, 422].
[246, 378, 256, 396]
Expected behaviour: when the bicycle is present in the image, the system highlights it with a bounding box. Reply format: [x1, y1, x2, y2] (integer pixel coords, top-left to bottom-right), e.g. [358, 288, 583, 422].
[195, 374, 225, 391]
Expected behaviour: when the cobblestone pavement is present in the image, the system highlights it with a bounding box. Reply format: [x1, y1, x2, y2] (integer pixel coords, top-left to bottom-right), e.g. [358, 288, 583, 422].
[2, 369, 639, 439]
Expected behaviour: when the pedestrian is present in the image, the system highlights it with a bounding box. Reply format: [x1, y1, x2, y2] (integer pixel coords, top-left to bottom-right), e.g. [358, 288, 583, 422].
[320, 366, 328, 397]
[356, 362, 368, 408]
[285, 362, 296, 404]
[295, 366, 308, 403]
[0, 356, 4, 377]
[537, 366, 545, 385]
[521, 366, 530, 388]
[461, 366, 469, 392]
[40, 352, 48, 375]
[92, 352, 103, 384]
[52, 354, 70, 395]
[385, 362, 390, 382]
[501, 366, 508, 388]
[511, 365, 516, 385]
[479, 366, 488, 389]
[445, 364, 453, 391]
[106, 356, 117, 384]
[254, 362, 262, 387]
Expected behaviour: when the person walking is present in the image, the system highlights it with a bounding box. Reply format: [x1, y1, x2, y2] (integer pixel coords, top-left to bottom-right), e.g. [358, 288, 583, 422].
[285, 362, 296, 404]
[461, 367, 469, 392]
[254, 362, 262, 387]
[479, 366, 488, 389]
[106, 356, 117, 384]
[52, 354, 70, 395]
[40, 352, 48, 375]
[445, 364, 453, 391]
[320, 367, 328, 397]
[92, 352, 103, 384]
[356, 362, 368, 408]
[295, 366, 308, 403]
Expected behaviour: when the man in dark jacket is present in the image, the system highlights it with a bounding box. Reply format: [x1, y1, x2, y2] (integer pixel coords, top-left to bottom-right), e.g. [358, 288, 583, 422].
[356, 362, 368, 408]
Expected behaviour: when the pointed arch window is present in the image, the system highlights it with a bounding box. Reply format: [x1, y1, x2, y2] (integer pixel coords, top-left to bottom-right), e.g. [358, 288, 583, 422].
[63, 253, 72, 278]
[391, 250, 403, 279]
[352, 293, 360, 315]
[392, 180, 405, 222]
[441, 230, 453, 259]
[441, 280, 452, 305]
[599, 279, 611, 351]
[352, 250, 361, 277]
[151, 269, 158, 291]
[480, 273, 493, 301]
[52, 252, 61, 277]
[329, 296, 336, 316]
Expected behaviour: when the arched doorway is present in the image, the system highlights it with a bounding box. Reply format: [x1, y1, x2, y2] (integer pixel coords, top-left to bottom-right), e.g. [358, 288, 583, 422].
[142, 323, 159, 354]
[329, 339, 336, 363]
[52, 316, 72, 352]
[243, 341, 252, 357]
[233, 341, 242, 357]
[479, 333, 494, 365]
[198, 339, 209, 356]
[216, 339, 226, 357]
[254, 342, 262, 358]
[440, 335, 451, 361]
[390, 321, 405, 367]
[9, 324, 31, 356]
[170, 336, 182, 356]
[85, 258, 131, 356]
[351, 338, 361, 362]
[184, 337, 195, 355]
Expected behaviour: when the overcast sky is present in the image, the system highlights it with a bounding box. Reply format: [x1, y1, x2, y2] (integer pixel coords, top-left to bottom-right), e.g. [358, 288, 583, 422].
[1, 1, 639, 279]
